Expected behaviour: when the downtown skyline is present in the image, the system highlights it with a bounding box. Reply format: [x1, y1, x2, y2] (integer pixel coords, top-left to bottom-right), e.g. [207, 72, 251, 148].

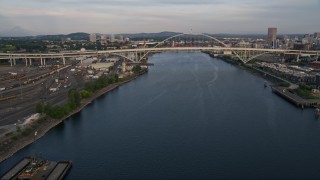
[0, 0, 320, 35]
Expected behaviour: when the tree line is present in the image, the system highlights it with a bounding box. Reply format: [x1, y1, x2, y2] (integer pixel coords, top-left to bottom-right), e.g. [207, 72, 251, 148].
[35, 73, 119, 119]
[36, 88, 81, 119]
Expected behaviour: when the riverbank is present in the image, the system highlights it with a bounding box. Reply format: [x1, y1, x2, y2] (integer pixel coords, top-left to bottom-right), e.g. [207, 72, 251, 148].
[205, 53, 320, 108]
[206, 53, 286, 85]
[0, 70, 147, 163]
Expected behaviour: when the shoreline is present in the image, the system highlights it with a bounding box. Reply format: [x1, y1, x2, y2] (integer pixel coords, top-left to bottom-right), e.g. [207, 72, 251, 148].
[206, 53, 286, 85]
[206, 53, 320, 108]
[0, 71, 146, 163]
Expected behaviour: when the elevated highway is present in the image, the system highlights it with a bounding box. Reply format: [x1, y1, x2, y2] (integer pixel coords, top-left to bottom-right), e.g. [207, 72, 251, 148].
[1, 47, 319, 63]
[1, 33, 320, 64]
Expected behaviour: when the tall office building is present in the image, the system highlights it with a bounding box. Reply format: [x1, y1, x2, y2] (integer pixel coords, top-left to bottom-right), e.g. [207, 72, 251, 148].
[119, 35, 124, 41]
[100, 35, 107, 44]
[314, 32, 320, 39]
[110, 34, 115, 43]
[267, 27, 277, 48]
[89, 33, 97, 43]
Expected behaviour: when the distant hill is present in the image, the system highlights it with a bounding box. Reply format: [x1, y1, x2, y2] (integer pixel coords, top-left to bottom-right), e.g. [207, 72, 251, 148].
[0, 26, 33, 37]
[0, 30, 306, 40]
[119, 31, 181, 39]
[35, 32, 89, 40]
[68, 32, 90, 40]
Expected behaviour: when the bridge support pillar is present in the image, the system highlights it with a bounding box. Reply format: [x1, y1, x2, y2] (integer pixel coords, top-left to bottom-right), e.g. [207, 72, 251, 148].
[81, 55, 85, 64]
[13, 58, 16, 65]
[43, 58, 46, 66]
[296, 54, 300, 62]
[25, 58, 28, 67]
[135, 51, 138, 62]
[40, 58, 43, 66]
[29, 58, 32, 66]
[62, 57, 66, 65]
[10, 57, 13, 67]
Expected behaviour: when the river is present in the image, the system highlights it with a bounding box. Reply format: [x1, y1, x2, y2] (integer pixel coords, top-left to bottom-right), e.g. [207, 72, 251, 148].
[1, 52, 320, 179]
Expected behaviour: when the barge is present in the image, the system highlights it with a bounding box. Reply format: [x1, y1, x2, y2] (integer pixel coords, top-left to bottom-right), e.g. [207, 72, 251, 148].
[1, 157, 72, 180]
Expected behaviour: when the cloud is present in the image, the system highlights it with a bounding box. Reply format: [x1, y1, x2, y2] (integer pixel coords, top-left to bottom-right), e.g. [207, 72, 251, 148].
[1, 0, 320, 34]
[25, 0, 225, 6]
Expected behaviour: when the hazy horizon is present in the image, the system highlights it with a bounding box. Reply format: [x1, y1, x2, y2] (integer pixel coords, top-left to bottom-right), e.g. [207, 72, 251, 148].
[1, 0, 320, 35]
[1, 28, 317, 37]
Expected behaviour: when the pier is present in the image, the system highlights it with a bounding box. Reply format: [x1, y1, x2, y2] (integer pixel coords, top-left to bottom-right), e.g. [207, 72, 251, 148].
[271, 86, 319, 108]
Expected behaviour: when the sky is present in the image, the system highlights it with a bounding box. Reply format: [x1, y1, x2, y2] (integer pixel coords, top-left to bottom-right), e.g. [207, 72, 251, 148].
[0, 0, 320, 35]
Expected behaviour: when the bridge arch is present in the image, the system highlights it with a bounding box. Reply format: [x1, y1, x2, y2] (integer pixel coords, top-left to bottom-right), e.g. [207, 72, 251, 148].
[138, 33, 229, 62]
[136, 33, 265, 63]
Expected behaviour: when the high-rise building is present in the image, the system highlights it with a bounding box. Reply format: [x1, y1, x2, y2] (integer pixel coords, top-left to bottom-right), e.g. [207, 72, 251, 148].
[314, 32, 320, 39]
[110, 34, 115, 43]
[89, 34, 96, 42]
[100, 35, 107, 44]
[267, 27, 277, 48]
[120, 35, 125, 42]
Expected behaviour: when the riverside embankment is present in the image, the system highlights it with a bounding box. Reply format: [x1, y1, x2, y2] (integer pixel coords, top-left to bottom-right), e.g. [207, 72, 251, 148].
[204, 52, 320, 108]
[0, 71, 147, 163]
[204, 52, 286, 84]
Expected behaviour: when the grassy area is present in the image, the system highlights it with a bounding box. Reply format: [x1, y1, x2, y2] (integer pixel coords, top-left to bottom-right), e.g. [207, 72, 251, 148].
[294, 84, 319, 99]
[277, 82, 290, 87]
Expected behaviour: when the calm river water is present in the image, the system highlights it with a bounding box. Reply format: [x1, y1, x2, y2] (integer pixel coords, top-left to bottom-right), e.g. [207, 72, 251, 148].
[1, 52, 320, 179]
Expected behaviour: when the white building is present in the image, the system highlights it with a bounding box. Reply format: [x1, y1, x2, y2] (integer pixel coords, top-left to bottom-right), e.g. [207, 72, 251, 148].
[90, 34, 97, 42]
[91, 62, 114, 71]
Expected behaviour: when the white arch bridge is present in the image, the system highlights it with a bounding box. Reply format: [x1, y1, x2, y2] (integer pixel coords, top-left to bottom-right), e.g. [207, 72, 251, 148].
[0, 33, 319, 66]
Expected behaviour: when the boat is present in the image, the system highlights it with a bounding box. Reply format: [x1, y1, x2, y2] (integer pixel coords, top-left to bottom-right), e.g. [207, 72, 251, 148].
[315, 108, 320, 118]
[264, 81, 268, 88]
[1, 157, 72, 180]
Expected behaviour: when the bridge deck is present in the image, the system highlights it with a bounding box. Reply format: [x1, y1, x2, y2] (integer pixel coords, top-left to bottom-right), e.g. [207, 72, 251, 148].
[0, 47, 319, 59]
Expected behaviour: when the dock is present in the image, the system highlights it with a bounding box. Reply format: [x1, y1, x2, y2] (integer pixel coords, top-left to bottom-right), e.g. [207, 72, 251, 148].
[1, 157, 72, 180]
[271, 86, 319, 108]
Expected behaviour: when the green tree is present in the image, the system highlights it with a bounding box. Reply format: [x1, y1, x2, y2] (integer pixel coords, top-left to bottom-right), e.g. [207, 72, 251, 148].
[84, 82, 95, 92]
[97, 75, 108, 87]
[132, 65, 142, 74]
[107, 77, 114, 84]
[16, 126, 21, 133]
[80, 90, 91, 99]
[43, 103, 53, 115]
[113, 73, 119, 83]
[35, 103, 44, 113]
[68, 88, 81, 110]
[0, 45, 16, 52]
